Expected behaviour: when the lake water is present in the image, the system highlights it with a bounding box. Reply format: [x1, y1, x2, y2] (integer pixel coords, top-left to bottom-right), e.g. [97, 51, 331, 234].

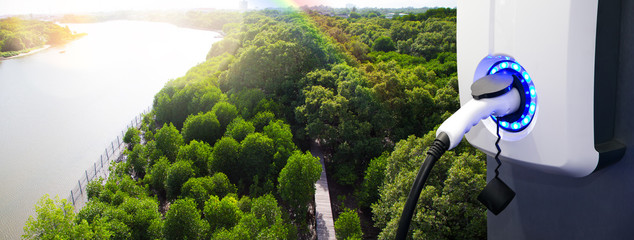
[0, 20, 221, 239]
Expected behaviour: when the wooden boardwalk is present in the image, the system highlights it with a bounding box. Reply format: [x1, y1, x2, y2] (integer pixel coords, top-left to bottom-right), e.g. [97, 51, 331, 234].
[312, 140, 336, 240]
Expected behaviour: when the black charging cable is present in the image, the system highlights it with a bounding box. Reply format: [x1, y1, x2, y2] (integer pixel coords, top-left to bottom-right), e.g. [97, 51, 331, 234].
[394, 132, 450, 240]
[494, 118, 503, 177]
[476, 118, 515, 215]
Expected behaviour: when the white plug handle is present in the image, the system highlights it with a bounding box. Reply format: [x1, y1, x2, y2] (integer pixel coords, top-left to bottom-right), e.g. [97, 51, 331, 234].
[437, 88, 521, 150]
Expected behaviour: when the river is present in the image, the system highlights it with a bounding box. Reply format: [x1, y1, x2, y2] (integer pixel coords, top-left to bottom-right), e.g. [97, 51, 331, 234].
[0, 20, 221, 239]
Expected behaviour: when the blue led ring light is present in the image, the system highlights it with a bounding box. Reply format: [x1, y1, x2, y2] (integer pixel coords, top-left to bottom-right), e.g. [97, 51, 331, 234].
[487, 58, 537, 132]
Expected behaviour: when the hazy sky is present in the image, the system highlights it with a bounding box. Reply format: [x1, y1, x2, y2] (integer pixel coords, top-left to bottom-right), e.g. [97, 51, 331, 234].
[0, 0, 456, 15]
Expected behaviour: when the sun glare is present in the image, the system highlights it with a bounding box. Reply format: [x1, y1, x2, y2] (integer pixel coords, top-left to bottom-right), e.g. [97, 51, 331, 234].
[0, 0, 456, 15]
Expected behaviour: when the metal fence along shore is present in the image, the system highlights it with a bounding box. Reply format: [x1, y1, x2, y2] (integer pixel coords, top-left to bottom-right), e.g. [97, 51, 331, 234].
[67, 107, 150, 210]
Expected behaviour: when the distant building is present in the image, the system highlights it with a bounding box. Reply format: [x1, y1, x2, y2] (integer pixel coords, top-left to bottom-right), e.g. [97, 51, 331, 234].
[239, 0, 248, 12]
[385, 13, 409, 19]
[346, 4, 356, 9]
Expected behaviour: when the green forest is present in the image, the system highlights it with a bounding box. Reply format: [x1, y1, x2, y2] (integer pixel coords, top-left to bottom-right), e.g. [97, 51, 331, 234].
[23, 8, 487, 240]
[0, 17, 83, 57]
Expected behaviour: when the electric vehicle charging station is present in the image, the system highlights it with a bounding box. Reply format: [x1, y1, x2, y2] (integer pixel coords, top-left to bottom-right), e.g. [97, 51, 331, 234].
[457, 0, 625, 177]
[397, 0, 633, 238]
[397, 0, 632, 238]
[456, 0, 633, 239]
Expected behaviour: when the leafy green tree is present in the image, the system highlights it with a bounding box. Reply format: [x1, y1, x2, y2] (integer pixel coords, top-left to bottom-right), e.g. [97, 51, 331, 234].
[210, 137, 240, 183]
[143, 140, 163, 166]
[251, 194, 282, 226]
[278, 151, 321, 220]
[155, 123, 184, 162]
[75, 200, 109, 226]
[23, 195, 75, 239]
[2, 34, 25, 52]
[238, 133, 275, 188]
[373, 36, 396, 52]
[346, 37, 370, 62]
[164, 198, 205, 240]
[231, 213, 264, 239]
[204, 195, 243, 231]
[390, 21, 423, 42]
[256, 221, 293, 240]
[300, 68, 337, 90]
[182, 173, 236, 210]
[225, 117, 255, 142]
[181, 111, 222, 145]
[212, 101, 239, 130]
[263, 120, 296, 175]
[237, 196, 252, 213]
[123, 127, 141, 150]
[295, 85, 348, 143]
[250, 111, 276, 132]
[228, 89, 267, 119]
[127, 144, 148, 179]
[182, 177, 214, 210]
[359, 152, 388, 208]
[118, 197, 162, 240]
[207, 37, 240, 59]
[372, 133, 486, 239]
[177, 140, 213, 177]
[166, 161, 195, 200]
[86, 177, 104, 201]
[209, 172, 237, 198]
[153, 82, 225, 131]
[334, 209, 363, 240]
[224, 36, 312, 96]
[146, 156, 170, 197]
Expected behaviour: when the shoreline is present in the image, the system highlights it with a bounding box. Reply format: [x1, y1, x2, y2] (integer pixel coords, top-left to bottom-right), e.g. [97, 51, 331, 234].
[1, 45, 52, 60]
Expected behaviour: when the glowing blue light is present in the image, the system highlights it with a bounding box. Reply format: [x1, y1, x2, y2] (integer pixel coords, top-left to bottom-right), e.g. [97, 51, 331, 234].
[486, 58, 536, 132]
[523, 72, 531, 83]
[512, 123, 520, 129]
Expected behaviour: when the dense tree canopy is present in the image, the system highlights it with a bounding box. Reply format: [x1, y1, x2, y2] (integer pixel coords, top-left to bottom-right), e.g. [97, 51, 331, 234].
[26, 7, 485, 239]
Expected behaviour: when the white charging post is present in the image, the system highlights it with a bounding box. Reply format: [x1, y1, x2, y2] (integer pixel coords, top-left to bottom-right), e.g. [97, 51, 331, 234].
[457, 0, 625, 177]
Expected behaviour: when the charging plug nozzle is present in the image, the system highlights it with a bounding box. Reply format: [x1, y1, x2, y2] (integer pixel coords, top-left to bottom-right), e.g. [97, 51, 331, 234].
[396, 73, 522, 239]
[437, 73, 521, 150]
